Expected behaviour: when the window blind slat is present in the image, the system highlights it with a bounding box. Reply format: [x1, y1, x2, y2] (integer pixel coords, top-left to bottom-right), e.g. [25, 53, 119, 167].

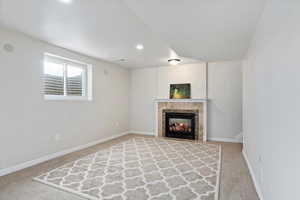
[67, 75, 83, 96]
[44, 74, 64, 95]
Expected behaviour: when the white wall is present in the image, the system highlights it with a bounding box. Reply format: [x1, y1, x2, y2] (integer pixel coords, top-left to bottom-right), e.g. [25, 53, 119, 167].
[156, 64, 207, 99]
[130, 68, 157, 133]
[130, 62, 243, 141]
[0, 28, 130, 171]
[208, 61, 243, 141]
[243, 0, 300, 199]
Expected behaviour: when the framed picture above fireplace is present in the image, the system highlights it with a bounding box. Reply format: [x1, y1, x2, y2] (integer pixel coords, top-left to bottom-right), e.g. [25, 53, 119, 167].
[170, 83, 191, 99]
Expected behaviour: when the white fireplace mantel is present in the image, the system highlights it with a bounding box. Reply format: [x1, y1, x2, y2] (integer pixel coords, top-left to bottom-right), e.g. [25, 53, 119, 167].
[154, 98, 208, 103]
[154, 98, 208, 142]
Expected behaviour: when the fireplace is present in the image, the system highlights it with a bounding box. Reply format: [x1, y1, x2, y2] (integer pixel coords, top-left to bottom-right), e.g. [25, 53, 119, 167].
[165, 112, 196, 140]
[156, 101, 207, 142]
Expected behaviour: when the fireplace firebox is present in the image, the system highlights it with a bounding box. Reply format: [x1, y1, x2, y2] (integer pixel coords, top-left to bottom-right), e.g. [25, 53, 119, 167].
[165, 112, 196, 140]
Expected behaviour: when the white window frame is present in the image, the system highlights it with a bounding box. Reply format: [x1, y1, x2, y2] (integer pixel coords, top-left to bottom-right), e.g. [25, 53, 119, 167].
[43, 53, 93, 101]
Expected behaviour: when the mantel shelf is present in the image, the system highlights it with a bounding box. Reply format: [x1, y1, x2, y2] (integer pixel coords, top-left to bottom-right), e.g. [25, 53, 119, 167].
[154, 98, 208, 103]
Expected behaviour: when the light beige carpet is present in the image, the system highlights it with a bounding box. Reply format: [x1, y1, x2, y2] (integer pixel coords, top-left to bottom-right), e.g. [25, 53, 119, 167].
[34, 137, 221, 200]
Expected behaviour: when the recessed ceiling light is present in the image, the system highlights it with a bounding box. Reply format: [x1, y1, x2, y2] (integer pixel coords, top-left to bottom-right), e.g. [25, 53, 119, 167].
[136, 44, 144, 50]
[59, 0, 73, 4]
[168, 58, 181, 65]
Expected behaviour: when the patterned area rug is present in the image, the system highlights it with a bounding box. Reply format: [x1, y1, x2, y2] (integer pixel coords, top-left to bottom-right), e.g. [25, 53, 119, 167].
[34, 137, 221, 200]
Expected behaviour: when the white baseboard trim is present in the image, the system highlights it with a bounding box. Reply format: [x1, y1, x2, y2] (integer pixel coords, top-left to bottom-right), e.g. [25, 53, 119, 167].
[242, 150, 264, 200]
[0, 131, 129, 177]
[208, 137, 242, 143]
[128, 131, 155, 136]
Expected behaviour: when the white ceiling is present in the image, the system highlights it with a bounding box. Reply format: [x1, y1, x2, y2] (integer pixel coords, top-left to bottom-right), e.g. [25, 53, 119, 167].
[124, 0, 266, 61]
[0, 0, 265, 68]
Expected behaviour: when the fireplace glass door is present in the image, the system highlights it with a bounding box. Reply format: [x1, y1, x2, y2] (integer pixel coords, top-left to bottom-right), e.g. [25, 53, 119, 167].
[165, 112, 195, 140]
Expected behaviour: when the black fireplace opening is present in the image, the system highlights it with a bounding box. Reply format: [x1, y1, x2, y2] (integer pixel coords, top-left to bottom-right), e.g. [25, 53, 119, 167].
[165, 112, 196, 140]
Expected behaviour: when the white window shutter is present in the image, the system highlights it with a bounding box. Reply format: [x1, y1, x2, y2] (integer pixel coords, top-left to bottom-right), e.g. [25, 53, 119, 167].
[66, 65, 85, 96]
[43, 54, 90, 100]
[44, 61, 64, 95]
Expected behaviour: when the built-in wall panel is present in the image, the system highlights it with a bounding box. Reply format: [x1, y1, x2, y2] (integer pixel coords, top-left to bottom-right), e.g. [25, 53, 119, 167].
[208, 62, 243, 141]
[130, 68, 157, 133]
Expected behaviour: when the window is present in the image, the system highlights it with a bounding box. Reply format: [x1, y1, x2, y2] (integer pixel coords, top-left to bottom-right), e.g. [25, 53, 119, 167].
[43, 53, 92, 101]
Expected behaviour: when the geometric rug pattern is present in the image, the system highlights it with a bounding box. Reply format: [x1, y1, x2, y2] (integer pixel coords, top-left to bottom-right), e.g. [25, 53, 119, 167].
[34, 137, 221, 200]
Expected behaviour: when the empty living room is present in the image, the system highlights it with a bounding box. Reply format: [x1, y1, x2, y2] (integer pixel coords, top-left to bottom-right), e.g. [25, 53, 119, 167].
[0, 0, 299, 200]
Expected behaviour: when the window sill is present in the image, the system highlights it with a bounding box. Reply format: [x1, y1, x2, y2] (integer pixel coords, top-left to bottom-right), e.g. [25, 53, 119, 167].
[44, 95, 92, 101]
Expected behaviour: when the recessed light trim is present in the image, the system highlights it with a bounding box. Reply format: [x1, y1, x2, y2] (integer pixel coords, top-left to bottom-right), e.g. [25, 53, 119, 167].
[136, 44, 144, 50]
[168, 58, 181, 65]
[59, 0, 73, 4]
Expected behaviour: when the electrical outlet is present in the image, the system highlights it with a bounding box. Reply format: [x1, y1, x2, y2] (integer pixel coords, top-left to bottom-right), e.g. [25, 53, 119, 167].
[115, 122, 120, 127]
[55, 133, 61, 141]
[260, 167, 264, 183]
[258, 155, 263, 183]
[258, 155, 262, 163]
[0, 160, 4, 169]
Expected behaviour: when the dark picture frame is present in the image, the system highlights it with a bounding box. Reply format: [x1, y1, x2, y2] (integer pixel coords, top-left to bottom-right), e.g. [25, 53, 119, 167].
[170, 83, 191, 99]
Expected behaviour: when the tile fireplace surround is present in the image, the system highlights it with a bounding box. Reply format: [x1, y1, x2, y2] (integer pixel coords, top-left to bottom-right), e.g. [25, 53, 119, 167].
[155, 99, 207, 142]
